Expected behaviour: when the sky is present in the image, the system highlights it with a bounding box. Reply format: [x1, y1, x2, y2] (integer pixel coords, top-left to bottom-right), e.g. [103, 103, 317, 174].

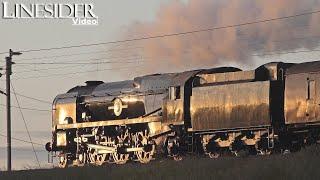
[0, 0, 319, 170]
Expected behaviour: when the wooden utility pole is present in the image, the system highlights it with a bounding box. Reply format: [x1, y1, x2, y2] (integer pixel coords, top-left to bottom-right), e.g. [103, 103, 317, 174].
[5, 49, 21, 171]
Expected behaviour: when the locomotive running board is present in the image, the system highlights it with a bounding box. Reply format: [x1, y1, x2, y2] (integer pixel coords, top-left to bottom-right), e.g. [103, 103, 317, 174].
[55, 116, 161, 130]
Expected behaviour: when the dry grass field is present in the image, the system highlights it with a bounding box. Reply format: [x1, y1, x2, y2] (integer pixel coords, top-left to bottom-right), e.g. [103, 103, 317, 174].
[1, 145, 320, 180]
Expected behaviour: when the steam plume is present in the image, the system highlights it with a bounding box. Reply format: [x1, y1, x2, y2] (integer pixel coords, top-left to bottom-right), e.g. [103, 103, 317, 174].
[121, 0, 320, 73]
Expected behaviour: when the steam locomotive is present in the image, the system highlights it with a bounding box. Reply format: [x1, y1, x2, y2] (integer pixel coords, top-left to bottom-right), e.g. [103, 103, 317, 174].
[46, 60, 320, 167]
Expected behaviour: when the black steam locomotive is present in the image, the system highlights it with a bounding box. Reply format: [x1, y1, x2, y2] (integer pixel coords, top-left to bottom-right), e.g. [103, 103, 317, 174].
[46, 61, 320, 167]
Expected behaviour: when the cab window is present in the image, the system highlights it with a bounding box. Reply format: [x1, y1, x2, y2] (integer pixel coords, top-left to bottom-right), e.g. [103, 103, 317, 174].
[307, 80, 315, 100]
[169, 86, 180, 100]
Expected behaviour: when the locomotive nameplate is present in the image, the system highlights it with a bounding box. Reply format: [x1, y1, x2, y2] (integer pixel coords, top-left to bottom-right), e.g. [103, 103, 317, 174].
[56, 116, 161, 130]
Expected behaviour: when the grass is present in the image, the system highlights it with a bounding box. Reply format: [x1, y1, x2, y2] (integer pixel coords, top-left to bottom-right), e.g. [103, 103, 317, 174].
[2, 145, 320, 180]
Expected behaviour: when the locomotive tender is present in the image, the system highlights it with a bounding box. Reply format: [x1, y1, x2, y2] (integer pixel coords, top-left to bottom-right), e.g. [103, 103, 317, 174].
[46, 61, 320, 167]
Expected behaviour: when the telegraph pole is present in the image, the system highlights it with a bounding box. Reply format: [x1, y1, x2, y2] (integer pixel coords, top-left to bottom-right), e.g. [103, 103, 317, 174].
[6, 55, 12, 171]
[5, 49, 21, 171]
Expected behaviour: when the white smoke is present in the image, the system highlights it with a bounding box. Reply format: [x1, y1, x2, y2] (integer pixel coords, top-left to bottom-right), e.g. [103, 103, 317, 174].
[120, 0, 320, 73]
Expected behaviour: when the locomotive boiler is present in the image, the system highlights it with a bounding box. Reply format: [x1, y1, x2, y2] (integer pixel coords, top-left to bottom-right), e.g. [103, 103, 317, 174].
[46, 60, 320, 167]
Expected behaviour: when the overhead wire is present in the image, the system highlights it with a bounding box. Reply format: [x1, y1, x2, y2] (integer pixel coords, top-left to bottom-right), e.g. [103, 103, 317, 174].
[246, 35, 320, 47]
[7, 22, 316, 67]
[0, 104, 51, 112]
[10, 82, 41, 168]
[11, 34, 320, 75]
[1, 11, 319, 79]
[10, 92, 51, 104]
[15, 46, 143, 62]
[13, 33, 320, 67]
[14, 24, 316, 63]
[12, 65, 142, 80]
[15, 58, 143, 65]
[3, 11, 319, 79]
[11, 54, 144, 76]
[14, 64, 87, 74]
[252, 49, 320, 56]
[9, 48, 320, 80]
[13, 60, 142, 75]
[14, 45, 320, 66]
[0, 133, 44, 147]
[0, 88, 51, 104]
[1, 9, 319, 54]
